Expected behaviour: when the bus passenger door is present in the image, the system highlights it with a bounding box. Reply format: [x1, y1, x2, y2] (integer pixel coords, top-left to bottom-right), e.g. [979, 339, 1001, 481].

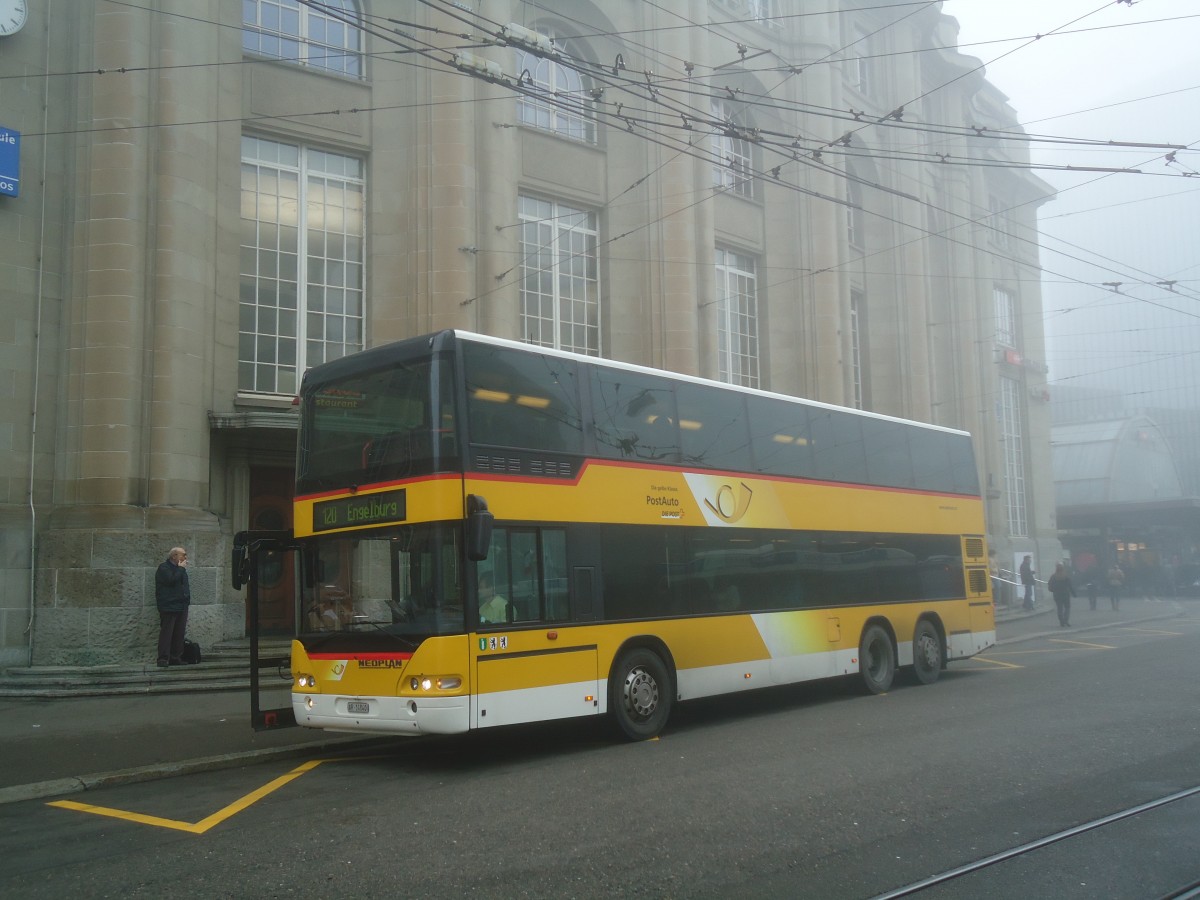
[473, 526, 600, 728]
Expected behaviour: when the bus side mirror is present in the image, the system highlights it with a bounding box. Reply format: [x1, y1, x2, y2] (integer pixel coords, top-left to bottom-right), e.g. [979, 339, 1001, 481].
[231, 542, 250, 590]
[466, 494, 494, 562]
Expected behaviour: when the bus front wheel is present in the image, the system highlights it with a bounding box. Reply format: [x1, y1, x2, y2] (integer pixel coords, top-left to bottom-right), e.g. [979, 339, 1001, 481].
[911, 619, 943, 685]
[858, 624, 895, 694]
[610, 648, 672, 741]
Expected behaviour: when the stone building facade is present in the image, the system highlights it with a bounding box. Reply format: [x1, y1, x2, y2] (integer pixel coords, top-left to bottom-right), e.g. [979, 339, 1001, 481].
[0, 0, 1059, 666]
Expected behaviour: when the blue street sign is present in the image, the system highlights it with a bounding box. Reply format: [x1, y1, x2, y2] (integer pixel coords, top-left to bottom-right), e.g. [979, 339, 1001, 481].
[0, 127, 20, 197]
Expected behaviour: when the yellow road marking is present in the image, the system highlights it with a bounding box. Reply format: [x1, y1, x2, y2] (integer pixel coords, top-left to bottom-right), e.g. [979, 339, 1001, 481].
[47, 758, 331, 834]
[1119, 627, 1184, 636]
[1049, 638, 1115, 650]
[965, 656, 1023, 669]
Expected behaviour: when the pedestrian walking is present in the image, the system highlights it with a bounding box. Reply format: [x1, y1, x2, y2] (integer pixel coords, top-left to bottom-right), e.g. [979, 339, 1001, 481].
[1019, 555, 1036, 611]
[1086, 579, 1099, 611]
[1048, 562, 1076, 627]
[155, 546, 191, 667]
[1106, 563, 1124, 611]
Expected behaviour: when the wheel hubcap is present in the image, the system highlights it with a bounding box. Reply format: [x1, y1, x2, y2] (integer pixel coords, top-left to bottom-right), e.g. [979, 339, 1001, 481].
[917, 634, 938, 669]
[623, 667, 658, 719]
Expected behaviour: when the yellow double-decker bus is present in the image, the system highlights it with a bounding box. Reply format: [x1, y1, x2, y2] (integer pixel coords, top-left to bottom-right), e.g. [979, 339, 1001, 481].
[252, 330, 993, 741]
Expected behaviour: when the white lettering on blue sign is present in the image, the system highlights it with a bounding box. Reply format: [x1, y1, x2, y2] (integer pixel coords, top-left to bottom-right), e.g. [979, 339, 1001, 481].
[0, 127, 20, 198]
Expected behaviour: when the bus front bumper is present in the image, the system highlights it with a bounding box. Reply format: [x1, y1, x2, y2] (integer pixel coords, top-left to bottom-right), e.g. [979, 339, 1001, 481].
[292, 692, 470, 736]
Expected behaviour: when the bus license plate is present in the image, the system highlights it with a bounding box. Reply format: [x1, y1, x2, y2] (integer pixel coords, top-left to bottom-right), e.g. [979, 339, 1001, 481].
[347, 701, 369, 715]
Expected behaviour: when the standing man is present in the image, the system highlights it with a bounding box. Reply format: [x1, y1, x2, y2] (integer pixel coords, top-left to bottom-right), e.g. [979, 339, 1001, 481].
[1106, 563, 1125, 611]
[1047, 562, 1076, 627]
[155, 547, 191, 667]
[1019, 555, 1036, 611]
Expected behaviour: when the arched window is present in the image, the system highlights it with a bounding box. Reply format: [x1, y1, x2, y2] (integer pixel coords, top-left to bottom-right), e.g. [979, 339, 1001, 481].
[516, 41, 596, 143]
[243, 0, 364, 79]
[711, 98, 755, 198]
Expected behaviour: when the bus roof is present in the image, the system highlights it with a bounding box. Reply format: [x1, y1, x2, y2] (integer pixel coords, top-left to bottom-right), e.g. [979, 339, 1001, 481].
[305, 329, 972, 440]
[452, 331, 971, 440]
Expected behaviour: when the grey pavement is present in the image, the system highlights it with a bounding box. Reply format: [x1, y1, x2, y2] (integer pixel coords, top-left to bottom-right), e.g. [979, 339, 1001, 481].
[0, 596, 1186, 806]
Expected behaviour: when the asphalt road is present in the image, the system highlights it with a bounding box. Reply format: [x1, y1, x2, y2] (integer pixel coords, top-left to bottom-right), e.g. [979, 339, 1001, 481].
[3, 605, 1198, 899]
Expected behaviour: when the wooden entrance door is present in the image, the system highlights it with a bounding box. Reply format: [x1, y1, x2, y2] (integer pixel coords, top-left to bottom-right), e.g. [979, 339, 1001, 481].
[248, 467, 296, 635]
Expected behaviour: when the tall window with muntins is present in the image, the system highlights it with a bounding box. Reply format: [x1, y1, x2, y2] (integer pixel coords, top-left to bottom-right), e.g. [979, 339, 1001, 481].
[848, 23, 872, 94]
[746, 0, 778, 27]
[243, 0, 363, 78]
[515, 42, 595, 143]
[999, 374, 1028, 536]
[994, 286, 1017, 348]
[989, 195, 1012, 249]
[711, 99, 755, 198]
[715, 247, 760, 388]
[518, 195, 600, 356]
[847, 180, 865, 249]
[240, 136, 365, 396]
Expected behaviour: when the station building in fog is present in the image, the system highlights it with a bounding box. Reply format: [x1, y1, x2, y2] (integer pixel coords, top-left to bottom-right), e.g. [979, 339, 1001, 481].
[1, 1, 1058, 665]
[1052, 389, 1200, 595]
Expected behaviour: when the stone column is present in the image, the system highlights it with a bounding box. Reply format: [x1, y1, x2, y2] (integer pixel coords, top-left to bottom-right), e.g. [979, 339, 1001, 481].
[35, 2, 223, 665]
[648, 0, 704, 375]
[425, 57, 478, 333]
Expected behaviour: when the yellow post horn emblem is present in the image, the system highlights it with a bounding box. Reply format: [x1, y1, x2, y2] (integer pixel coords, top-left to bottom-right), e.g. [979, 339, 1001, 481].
[705, 481, 753, 523]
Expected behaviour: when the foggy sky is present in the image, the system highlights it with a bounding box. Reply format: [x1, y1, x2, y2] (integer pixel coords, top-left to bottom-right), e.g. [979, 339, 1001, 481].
[948, 0, 1200, 411]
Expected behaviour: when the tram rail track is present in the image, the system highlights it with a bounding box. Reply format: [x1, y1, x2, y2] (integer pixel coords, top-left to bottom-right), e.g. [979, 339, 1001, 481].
[872, 784, 1200, 899]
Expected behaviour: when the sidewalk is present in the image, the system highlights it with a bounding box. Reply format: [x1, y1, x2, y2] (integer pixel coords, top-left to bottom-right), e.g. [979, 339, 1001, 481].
[0, 689, 385, 805]
[0, 596, 1186, 806]
[992, 592, 1182, 642]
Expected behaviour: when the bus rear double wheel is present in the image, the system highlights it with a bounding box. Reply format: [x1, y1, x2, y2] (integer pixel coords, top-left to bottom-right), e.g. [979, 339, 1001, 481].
[610, 647, 672, 741]
[858, 623, 896, 694]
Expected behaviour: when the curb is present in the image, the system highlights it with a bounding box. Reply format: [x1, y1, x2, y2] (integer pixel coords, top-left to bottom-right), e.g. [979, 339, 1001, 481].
[5, 604, 1185, 807]
[995, 606, 1182, 647]
[0, 735, 392, 807]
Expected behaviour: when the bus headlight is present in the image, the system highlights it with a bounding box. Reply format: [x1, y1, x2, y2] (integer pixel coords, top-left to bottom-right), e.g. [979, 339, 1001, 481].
[410, 675, 462, 692]
[297, 673, 316, 688]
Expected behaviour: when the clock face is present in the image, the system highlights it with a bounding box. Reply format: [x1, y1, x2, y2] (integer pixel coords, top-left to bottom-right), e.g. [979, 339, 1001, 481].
[0, 0, 28, 37]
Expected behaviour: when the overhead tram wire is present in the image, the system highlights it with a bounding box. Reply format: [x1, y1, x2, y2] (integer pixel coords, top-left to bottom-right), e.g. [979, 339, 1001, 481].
[258, 1, 1200, 309]
[124, 0, 1199, 327]
[41, 2, 1191, 176]
[422, 0, 1190, 172]
[63, 0, 1200, 171]
[285, 7, 1200, 415]
[463, 4, 1200, 405]
[744, 8, 1200, 310]
[508, 0, 1200, 163]
[35, 0, 1192, 339]
[811, 1, 1117, 155]
[384, 4, 1200, 321]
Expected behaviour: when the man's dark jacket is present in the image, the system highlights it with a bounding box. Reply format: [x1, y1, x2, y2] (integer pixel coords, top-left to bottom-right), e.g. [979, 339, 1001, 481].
[155, 559, 191, 613]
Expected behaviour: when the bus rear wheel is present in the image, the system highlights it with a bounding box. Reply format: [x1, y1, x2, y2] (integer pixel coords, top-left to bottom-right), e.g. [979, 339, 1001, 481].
[610, 648, 672, 741]
[911, 619, 943, 685]
[858, 624, 895, 695]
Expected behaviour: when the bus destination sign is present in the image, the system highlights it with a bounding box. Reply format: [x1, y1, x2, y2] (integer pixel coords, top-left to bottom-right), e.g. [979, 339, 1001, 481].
[313, 489, 407, 532]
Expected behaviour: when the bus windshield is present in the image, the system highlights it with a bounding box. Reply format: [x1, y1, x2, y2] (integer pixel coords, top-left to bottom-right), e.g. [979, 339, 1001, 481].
[296, 356, 457, 495]
[307, 524, 466, 639]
